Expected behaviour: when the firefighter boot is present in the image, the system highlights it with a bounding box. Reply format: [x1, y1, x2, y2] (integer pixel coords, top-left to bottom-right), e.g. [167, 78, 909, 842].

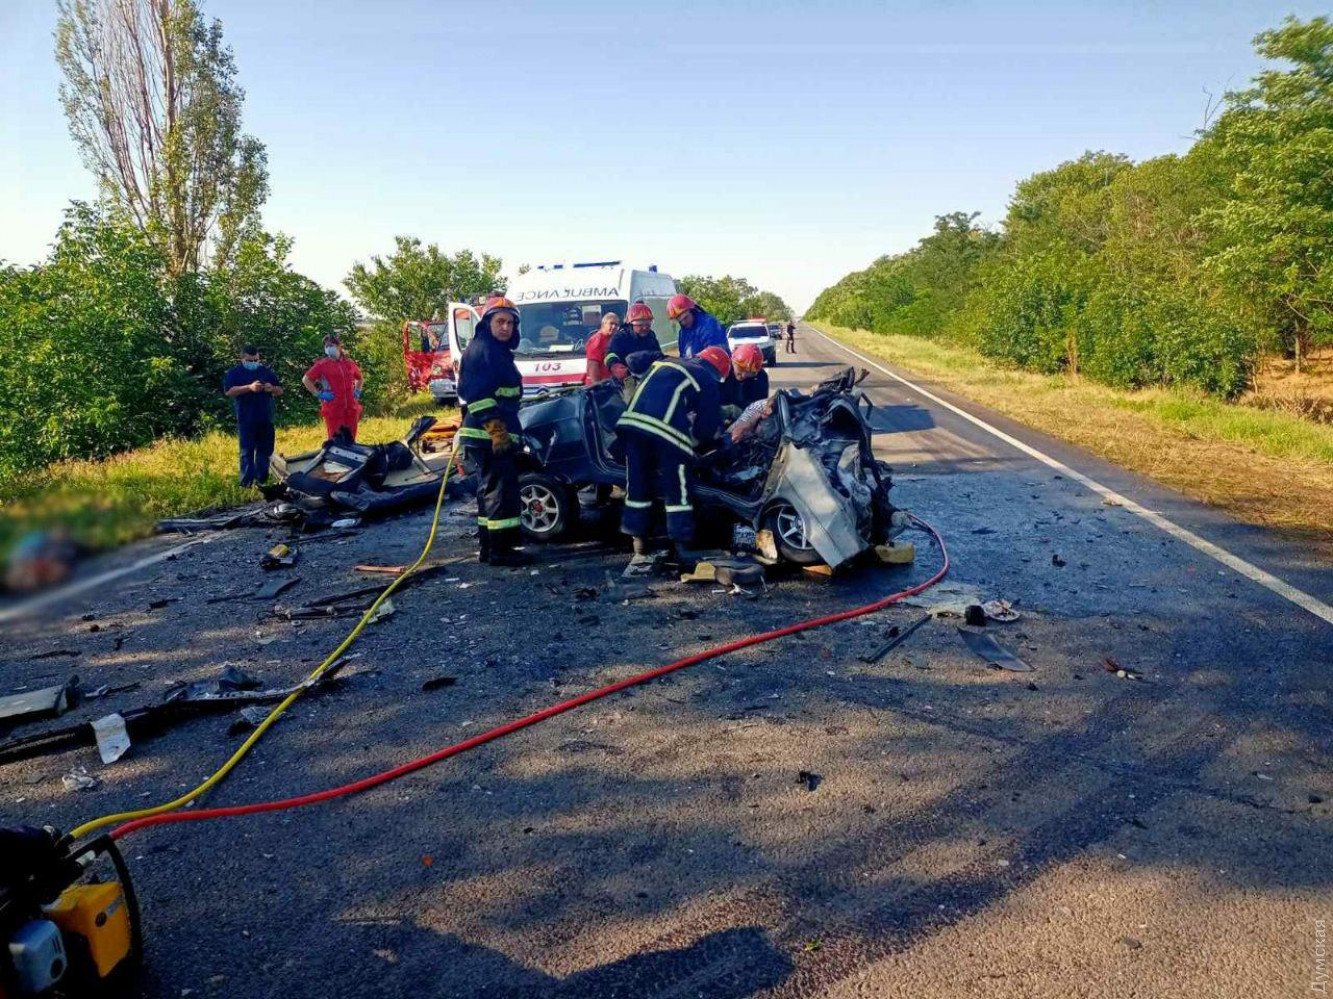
[488, 530, 533, 568]
[477, 525, 490, 564]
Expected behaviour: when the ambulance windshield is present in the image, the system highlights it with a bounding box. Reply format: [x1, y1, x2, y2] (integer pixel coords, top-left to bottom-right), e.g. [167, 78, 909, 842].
[514, 300, 629, 356]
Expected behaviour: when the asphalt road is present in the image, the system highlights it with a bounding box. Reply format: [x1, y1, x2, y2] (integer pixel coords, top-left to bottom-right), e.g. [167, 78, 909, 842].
[2, 325, 1330, 998]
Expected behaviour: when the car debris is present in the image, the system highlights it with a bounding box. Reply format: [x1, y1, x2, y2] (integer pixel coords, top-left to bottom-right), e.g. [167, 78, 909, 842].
[957, 628, 1034, 672]
[963, 604, 987, 627]
[265, 416, 472, 527]
[260, 543, 297, 570]
[421, 675, 457, 692]
[0, 659, 360, 766]
[859, 614, 931, 663]
[0, 678, 79, 724]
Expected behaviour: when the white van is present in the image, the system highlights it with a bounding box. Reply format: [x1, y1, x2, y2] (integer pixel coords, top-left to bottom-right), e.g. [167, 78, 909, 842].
[434, 262, 678, 400]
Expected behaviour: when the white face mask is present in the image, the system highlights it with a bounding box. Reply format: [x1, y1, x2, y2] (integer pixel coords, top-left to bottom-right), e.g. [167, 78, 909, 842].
[325, 346, 339, 359]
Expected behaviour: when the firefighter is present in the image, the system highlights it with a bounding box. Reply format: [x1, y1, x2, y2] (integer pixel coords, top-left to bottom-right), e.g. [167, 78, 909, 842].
[722, 343, 770, 412]
[584, 311, 619, 385]
[667, 293, 729, 359]
[616, 345, 731, 568]
[458, 296, 532, 567]
[605, 300, 664, 380]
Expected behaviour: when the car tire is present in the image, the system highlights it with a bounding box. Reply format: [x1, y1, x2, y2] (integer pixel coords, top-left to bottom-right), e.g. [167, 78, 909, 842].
[519, 472, 576, 542]
[763, 502, 822, 565]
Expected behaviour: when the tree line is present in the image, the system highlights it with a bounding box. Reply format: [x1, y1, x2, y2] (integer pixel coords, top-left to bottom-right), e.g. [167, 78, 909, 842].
[807, 16, 1333, 400]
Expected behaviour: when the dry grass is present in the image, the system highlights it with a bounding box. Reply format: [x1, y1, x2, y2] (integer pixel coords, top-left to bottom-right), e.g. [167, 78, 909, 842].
[815, 324, 1333, 551]
[0, 400, 450, 555]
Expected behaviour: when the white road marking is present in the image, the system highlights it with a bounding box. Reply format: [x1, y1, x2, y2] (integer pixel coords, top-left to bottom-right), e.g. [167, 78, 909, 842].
[0, 536, 220, 625]
[806, 324, 1333, 628]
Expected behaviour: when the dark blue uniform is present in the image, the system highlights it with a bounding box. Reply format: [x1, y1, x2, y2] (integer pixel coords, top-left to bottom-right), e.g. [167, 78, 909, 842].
[616, 358, 724, 544]
[223, 364, 281, 486]
[722, 369, 769, 409]
[458, 315, 524, 555]
[604, 328, 663, 375]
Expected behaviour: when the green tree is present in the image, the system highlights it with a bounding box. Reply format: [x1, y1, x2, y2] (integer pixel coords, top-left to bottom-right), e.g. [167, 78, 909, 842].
[55, 0, 268, 276]
[677, 274, 793, 327]
[1205, 16, 1333, 370]
[343, 237, 504, 322]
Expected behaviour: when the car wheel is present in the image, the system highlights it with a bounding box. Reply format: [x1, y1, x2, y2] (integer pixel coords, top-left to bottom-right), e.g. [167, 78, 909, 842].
[519, 473, 575, 541]
[764, 502, 821, 565]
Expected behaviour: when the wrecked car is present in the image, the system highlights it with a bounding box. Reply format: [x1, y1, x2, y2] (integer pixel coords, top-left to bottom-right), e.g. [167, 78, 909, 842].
[267, 415, 468, 523]
[515, 367, 904, 568]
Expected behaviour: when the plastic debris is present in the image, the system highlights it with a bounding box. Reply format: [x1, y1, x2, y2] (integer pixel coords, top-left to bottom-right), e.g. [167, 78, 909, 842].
[982, 599, 1021, 622]
[367, 597, 396, 623]
[875, 542, 916, 565]
[260, 543, 297, 570]
[331, 517, 361, 529]
[61, 768, 99, 792]
[957, 628, 1034, 672]
[90, 713, 131, 764]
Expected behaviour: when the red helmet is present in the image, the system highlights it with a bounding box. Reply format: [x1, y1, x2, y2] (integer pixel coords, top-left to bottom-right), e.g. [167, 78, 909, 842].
[626, 300, 654, 324]
[732, 343, 764, 376]
[480, 296, 518, 321]
[666, 294, 697, 320]
[697, 345, 731, 380]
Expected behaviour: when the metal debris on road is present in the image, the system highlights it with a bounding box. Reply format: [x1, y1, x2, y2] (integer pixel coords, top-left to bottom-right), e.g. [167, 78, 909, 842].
[963, 604, 987, 627]
[260, 543, 297, 570]
[859, 614, 931, 663]
[252, 576, 300, 601]
[957, 628, 1034, 672]
[421, 675, 457, 692]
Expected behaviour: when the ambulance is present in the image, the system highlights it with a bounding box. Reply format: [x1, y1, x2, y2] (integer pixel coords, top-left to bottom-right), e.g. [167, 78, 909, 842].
[433, 262, 678, 400]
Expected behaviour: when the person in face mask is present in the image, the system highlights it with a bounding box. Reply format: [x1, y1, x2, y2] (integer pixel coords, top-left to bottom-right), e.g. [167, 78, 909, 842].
[301, 334, 364, 442]
[222, 344, 284, 487]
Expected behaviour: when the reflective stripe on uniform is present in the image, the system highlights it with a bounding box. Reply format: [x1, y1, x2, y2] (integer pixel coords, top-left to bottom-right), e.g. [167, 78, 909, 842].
[484, 516, 521, 530]
[623, 498, 652, 508]
[618, 412, 695, 451]
[467, 397, 497, 413]
[495, 386, 521, 397]
[458, 426, 492, 441]
[677, 462, 689, 506]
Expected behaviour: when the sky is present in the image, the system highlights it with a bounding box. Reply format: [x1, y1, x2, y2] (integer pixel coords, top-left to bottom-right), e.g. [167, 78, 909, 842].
[0, 0, 1323, 312]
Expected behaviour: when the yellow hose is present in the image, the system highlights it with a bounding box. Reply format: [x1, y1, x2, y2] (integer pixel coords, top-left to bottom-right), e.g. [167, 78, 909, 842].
[71, 449, 461, 841]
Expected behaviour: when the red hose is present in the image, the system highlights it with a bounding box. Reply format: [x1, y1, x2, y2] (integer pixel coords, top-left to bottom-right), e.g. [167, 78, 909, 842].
[110, 517, 948, 841]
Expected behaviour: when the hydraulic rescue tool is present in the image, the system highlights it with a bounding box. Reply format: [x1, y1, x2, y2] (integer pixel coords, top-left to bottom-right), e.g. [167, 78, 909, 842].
[0, 827, 140, 996]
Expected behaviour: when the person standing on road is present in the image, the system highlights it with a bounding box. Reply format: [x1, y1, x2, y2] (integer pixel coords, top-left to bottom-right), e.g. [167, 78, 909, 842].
[584, 311, 619, 385]
[301, 334, 363, 442]
[667, 294, 729, 359]
[785, 320, 797, 354]
[222, 345, 283, 487]
[605, 300, 664, 381]
[458, 296, 532, 567]
[616, 346, 730, 570]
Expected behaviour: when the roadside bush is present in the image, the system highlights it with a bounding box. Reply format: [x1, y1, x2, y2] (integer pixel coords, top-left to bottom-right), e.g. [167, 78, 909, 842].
[0, 204, 361, 480]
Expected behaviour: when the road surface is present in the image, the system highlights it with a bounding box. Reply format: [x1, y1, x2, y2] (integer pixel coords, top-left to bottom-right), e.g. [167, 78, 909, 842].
[1, 325, 1329, 998]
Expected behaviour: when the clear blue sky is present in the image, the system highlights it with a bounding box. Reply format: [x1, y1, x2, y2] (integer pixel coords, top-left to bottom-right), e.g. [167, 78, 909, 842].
[0, 0, 1321, 311]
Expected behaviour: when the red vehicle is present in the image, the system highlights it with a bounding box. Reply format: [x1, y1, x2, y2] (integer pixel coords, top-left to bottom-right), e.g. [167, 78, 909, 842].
[401, 320, 458, 403]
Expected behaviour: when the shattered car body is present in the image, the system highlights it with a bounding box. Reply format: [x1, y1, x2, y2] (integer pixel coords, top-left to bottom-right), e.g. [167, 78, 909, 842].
[268, 416, 465, 520]
[517, 367, 903, 567]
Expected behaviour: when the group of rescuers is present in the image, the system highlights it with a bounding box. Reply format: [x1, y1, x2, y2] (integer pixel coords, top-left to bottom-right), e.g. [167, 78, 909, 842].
[223, 295, 794, 571]
[458, 293, 787, 569]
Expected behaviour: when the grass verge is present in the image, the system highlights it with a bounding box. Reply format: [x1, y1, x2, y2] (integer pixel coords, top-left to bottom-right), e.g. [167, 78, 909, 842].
[814, 323, 1333, 548]
[0, 399, 451, 556]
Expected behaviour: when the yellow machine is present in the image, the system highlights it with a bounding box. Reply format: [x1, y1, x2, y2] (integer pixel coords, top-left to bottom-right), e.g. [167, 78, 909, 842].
[44, 882, 133, 980]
